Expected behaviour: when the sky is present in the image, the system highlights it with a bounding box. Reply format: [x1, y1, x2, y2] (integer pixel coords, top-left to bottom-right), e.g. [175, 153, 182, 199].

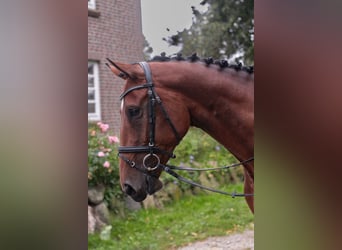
[140, 0, 207, 57]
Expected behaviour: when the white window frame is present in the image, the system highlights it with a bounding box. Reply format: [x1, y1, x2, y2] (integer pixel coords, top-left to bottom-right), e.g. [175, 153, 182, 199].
[88, 0, 96, 10]
[88, 61, 101, 121]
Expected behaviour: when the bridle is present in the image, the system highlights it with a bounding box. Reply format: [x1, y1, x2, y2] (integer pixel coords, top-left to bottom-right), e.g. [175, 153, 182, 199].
[118, 61, 254, 197]
[118, 62, 181, 171]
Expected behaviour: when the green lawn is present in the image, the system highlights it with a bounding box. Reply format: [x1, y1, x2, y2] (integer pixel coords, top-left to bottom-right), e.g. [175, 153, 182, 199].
[88, 183, 254, 250]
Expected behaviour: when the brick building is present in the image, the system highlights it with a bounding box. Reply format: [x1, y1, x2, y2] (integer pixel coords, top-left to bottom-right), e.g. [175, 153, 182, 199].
[88, 0, 144, 133]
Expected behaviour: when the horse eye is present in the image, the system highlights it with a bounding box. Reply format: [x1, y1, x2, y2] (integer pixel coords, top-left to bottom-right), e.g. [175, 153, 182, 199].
[127, 107, 141, 118]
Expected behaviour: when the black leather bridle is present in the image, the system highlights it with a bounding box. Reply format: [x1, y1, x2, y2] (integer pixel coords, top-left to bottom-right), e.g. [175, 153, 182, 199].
[118, 62, 181, 172]
[118, 61, 254, 197]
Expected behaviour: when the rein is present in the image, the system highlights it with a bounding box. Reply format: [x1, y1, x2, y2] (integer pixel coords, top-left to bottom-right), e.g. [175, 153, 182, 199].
[118, 61, 254, 197]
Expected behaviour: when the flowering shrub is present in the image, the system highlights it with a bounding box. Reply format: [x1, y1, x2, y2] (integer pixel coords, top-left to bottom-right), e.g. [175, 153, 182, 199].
[165, 128, 244, 191]
[88, 122, 122, 205]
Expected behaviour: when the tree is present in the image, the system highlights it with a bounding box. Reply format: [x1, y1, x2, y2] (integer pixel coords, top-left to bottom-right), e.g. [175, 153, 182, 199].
[164, 0, 254, 65]
[143, 36, 153, 60]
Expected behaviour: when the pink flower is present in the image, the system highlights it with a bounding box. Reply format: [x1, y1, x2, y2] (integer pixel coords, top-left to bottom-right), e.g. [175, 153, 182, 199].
[100, 123, 109, 133]
[97, 151, 105, 157]
[108, 136, 119, 144]
[103, 161, 110, 168]
[96, 122, 109, 133]
[90, 130, 96, 136]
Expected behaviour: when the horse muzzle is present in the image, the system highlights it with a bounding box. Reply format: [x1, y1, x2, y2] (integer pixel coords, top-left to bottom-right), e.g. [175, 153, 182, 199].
[122, 173, 163, 202]
[146, 175, 163, 194]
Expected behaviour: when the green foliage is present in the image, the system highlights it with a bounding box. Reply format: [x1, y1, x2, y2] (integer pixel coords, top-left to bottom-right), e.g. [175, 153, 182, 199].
[164, 0, 254, 64]
[88, 124, 244, 206]
[143, 36, 153, 60]
[88, 122, 123, 205]
[88, 183, 253, 250]
[163, 128, 245, 191]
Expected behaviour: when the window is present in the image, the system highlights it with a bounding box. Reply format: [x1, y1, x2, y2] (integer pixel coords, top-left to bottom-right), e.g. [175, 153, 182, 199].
[88, 61, 101, 121]
[88, 0, 100, 17]
[88, 0, 96, 10]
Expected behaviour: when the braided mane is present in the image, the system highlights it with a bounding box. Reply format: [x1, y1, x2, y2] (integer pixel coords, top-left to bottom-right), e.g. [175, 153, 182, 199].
[149, 52, 254, 74]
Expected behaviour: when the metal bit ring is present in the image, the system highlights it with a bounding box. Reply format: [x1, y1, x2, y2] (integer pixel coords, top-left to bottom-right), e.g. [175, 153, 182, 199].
[143, 153, 160, 171]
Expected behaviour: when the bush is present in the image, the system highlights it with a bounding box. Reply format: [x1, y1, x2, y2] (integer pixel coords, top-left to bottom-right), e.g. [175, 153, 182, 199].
[88, 122, 122, 205]
[164, 128, 245, 191]
[88, 124, 244, 207]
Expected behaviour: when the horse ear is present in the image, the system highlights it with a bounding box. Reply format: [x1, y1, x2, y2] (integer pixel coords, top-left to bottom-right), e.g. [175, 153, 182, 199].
[106, 58, 135, 80]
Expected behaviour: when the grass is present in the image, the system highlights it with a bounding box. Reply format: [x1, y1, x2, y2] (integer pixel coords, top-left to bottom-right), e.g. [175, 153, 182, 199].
[88, 183, 254, 250]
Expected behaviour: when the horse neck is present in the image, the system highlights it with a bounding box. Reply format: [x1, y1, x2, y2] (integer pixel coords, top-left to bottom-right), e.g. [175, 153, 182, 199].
[153, 62, 254, 162]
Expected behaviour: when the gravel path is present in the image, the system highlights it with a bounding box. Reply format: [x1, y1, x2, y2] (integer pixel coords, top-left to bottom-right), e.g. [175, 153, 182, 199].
[177, 229, 254, 250]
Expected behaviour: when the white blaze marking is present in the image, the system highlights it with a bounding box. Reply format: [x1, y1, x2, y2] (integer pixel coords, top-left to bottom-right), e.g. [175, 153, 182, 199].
[120, 99, 124, 112]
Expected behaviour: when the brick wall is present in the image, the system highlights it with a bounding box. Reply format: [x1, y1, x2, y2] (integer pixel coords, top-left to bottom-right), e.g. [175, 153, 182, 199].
[88, 0, 144, 134]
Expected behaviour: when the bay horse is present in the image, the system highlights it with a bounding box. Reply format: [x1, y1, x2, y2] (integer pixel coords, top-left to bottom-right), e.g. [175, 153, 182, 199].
[107, 54, 254, 212]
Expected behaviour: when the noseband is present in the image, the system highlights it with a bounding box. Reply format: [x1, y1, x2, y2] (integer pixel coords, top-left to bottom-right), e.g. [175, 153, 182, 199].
[118, 62, 254, 197]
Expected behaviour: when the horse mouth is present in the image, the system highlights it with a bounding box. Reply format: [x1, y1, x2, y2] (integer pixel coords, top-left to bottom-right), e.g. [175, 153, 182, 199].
[146, 175, 163, 195]
[130, 192, 147, 202]
[125, 176, 163, 202]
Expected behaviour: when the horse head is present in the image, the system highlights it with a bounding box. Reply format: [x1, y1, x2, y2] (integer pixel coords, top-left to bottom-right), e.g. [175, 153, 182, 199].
[107, 59, 190, 202]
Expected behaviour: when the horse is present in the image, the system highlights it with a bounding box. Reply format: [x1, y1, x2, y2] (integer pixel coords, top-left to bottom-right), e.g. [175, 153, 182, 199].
[107, 55, 254, 212]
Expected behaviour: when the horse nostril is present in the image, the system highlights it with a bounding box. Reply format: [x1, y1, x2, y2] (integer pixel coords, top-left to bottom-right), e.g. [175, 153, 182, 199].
[123, 183, 136, 196]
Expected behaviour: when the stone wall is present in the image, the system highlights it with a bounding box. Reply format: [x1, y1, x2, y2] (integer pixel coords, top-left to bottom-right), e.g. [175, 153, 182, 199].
[88, 171, 235, 233]
[88, 185, 110, 233]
